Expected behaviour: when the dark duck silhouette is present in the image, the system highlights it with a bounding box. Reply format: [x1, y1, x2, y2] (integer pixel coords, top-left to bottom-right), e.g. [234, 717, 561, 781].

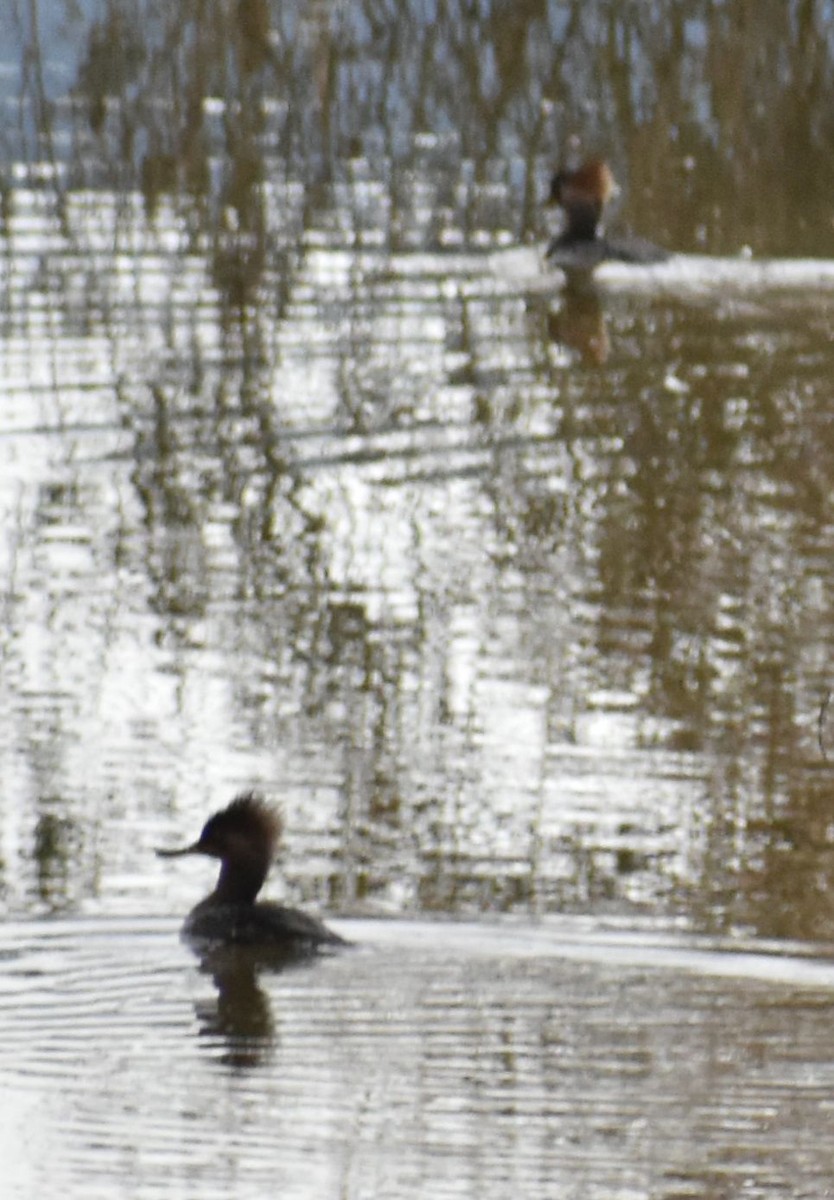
[546, 158, 669, 271]
[157, 793, 347, 952]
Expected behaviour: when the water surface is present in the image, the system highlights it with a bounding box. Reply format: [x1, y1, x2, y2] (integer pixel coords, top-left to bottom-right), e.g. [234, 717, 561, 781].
[3, 916, 834, 1199]
[2, 2, 834, 1195]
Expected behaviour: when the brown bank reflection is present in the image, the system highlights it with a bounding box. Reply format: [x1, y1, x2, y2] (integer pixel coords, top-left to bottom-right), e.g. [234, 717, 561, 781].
[35, 0, 834, 262]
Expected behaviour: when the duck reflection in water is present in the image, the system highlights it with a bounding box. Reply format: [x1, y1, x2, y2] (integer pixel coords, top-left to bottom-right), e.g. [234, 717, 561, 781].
[194, 944, 278, 1069]
[547, 287, 610, 366]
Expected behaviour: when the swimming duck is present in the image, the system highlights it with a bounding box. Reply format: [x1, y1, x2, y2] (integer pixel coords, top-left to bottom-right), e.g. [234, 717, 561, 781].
[157, 793, 347, 951]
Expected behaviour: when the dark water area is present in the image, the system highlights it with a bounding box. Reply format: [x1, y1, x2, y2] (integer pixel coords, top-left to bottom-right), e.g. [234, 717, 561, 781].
[2, 2, 834, 1195]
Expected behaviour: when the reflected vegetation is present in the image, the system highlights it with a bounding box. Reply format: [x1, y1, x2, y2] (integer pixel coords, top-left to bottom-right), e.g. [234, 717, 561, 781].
[0, 0, 833, 952]
[3, 4, 834, 1197]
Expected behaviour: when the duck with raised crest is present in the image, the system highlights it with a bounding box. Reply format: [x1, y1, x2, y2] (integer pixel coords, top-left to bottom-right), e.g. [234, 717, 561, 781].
[157, 793, 347, 951]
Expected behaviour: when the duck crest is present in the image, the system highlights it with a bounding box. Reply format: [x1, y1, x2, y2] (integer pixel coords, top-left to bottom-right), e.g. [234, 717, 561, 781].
[200, 792, 283, 858]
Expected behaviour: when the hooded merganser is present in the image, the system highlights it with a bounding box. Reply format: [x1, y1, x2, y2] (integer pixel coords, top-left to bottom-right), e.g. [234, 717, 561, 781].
[546, 158, 669, 270]
[157, 793, 347, 951]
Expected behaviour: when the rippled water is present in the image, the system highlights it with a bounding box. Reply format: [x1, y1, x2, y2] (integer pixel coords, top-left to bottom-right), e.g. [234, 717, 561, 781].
[2, 2, 834, 1196]
[4, 916, 834, 1200]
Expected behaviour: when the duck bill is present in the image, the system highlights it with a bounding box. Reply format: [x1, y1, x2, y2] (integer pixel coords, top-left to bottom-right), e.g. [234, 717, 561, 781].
[155, 841, 200, 858]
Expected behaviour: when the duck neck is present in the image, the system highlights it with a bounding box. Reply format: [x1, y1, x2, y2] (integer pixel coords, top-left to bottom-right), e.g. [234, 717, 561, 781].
[566, 201, 603, 241]
[211, 852, 269, 905]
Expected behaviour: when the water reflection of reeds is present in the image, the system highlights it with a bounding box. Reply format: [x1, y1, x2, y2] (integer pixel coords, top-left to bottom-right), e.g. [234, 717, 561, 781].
[0, 2, 832, 946]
